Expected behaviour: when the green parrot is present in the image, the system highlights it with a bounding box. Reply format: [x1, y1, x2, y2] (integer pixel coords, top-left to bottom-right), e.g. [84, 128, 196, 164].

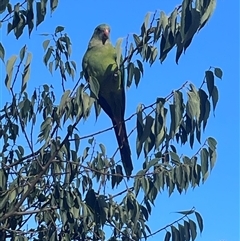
[82, 24, 133, 177]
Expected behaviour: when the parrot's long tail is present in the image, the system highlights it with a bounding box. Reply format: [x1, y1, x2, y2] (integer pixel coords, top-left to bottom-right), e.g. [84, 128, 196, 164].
[112, 118, 133, 177]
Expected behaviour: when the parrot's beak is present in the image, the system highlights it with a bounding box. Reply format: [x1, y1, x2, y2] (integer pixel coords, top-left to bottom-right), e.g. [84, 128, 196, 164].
[103, 28, 109, 38]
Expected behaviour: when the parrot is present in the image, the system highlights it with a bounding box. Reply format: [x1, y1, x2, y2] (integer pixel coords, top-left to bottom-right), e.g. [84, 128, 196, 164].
[82, 24, 133, 177]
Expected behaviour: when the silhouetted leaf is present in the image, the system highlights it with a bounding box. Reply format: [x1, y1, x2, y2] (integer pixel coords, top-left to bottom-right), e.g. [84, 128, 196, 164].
[127, 62, 134, 87]
[136, 59, 144, 75]
[134, 67, 141, 87]
[214, 67, 223, 79]
[164, 231, 171, 241]
[195, 211, 203, 232]
[200, 148, 208, 181]
[211, 86, 218, 112]
[55, 25, 64, 34]
[0, 0, 9, 14]
[0, 42, 5, 63]
[171, 225, 180, 241]
[36, 1, 46, 27]
[206, 70, 214, 97]
[184, 220, 190, 241]
[189, 219, 197, 241]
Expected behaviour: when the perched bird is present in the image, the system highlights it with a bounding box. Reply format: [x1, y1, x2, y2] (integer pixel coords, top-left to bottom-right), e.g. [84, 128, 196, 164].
[82, 24, 133, 177]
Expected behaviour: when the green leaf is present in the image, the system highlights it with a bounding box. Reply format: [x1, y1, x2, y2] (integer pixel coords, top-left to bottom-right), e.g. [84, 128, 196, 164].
[183, 9, 201, 52]
[99, 143, 106, 156]
[198, 89, 208, 124]
[140, 205, 149, 221]
[18, 145, 24, 155]
[7, 2, 12, 13]
[169, 91, 183, 137]
[211, 86, 218, 112]
[115, 37, 123, 69]
[169, 8, 177, 34]
[26, 0, 34, 36]
[200, 148, 208, 180]
[209, 149, 217, 171]
[175, 165, 183, 187]
[150, 47, 158, 65]
[114, 167, 123, 185]
[21, 52, 32, 93]
[181, 0, 192, 38]
[207, 137, 217, 151]
[199, 0, 216, 31]
[7, 22, 12, 34]
[205, 70, 214, 97]
[141, 177, 149, 196]
[155, 98, 166, 149]
[127, 62, 134, 87]
[59, 90, 70, 110]
[43, 47, 53, 66]
[19, 45, 26, 61]
[154, 16, 162, 42]
[195, 211, 203, 233]
[42, 39, 50, 51]
[147, 158, 159, 170]
[50, 0, 58, 12]
[134, 176, 141, 197]
[175, 30, 183, 64]
[14, 14, 25, 39]
[140, 116, 154, 145]
[134, 67, 141, 87]
[144, 12, 151, 30]
[5, 55, 17, 90]
[136, 105, 144, 157]
[144, 131, 155, 157]
[186, 91, 200, 121]
[169, 151, 180, 164]
[136, 59, 144, 75]
[203, 99, 210, 131]
[133, 34, 141, 46]
[11, 4, 20, 29]
[49, 61, 53, 75]
[36, 1, 46, 27]
[0, 42, 5, 63]
[214, 67, 223, 79]
[70, 60, 77, 71]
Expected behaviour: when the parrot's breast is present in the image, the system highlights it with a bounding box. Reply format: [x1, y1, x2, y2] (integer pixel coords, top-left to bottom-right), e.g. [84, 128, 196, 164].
[86, 44, 117, 83]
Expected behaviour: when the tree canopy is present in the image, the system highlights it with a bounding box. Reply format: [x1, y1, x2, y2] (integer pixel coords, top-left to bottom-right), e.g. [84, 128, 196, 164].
[0, 1, 222, 241]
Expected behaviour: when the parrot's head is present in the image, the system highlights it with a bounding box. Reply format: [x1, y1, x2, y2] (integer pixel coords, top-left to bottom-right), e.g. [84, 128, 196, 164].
[89, 24, 111, 47]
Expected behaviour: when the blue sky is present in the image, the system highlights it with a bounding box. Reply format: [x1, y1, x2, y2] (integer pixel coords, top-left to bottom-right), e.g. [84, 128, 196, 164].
[0, 1, 239, 241]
